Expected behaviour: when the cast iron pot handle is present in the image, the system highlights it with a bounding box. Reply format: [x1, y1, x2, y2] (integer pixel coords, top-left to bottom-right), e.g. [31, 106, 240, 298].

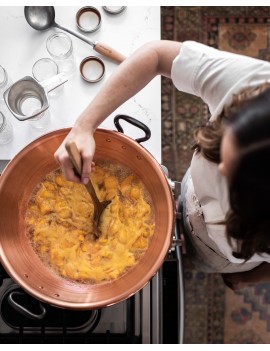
[114, 115, 151, 144]
[8, 290, 46, 320]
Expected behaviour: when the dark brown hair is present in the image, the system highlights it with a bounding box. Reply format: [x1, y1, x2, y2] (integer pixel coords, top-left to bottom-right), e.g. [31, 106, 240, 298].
[193, 83, 270, 260]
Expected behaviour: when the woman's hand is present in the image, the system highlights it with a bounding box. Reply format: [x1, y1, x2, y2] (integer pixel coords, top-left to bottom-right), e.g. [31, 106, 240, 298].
[54, 125, 96, 184]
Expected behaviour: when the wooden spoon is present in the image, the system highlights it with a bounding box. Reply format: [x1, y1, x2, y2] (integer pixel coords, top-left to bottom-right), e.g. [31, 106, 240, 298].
[65, 141, 111, 238]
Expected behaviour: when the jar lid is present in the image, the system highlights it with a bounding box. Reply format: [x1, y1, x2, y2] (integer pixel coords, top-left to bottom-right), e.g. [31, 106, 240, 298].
[102, 6, 126, 15]
[80, 56, 105, 83]
[76, 6, 102, 33]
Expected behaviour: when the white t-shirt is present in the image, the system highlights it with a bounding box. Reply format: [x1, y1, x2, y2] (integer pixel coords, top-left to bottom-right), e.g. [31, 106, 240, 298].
[171, 41, 270, 264]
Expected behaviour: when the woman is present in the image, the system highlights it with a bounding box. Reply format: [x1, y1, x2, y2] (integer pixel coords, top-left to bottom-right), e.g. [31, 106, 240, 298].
[54, 40, 270, 290]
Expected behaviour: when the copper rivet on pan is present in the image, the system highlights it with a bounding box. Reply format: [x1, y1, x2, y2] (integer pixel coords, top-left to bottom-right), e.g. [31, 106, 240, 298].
[76, 6, 101, 33]
[80, 56, 105, 83]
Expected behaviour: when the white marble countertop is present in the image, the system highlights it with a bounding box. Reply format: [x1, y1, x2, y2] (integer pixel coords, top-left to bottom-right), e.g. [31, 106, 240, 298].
[0, 6, 161, 166]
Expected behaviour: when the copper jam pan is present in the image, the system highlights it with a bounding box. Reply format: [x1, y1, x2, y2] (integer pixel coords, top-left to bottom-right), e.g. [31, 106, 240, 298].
[0, 122, 175, 310]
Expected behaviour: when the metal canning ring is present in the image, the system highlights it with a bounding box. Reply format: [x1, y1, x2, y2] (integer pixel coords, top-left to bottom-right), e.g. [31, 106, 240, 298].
[76, 6, 102, 33]
[102, 6, 126, 15]
[79, 56, 105, 83]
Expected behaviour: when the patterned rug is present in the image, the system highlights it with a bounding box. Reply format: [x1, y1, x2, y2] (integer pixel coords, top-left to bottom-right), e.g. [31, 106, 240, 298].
[161, 6, 270, 344]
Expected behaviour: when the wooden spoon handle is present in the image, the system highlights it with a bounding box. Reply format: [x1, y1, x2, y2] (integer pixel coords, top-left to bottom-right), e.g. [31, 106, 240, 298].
[65, 141, 82, 176]
[65, 141, 100, 205]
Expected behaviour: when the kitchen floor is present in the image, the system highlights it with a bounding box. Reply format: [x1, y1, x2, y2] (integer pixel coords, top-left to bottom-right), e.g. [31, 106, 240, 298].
[161, 6, 270, 344]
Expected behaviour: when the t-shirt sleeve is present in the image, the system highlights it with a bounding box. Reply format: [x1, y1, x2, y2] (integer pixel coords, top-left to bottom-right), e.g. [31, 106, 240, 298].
[171, 41, 270, 117]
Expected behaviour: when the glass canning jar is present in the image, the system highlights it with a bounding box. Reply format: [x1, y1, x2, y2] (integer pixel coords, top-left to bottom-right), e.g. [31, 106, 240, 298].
[0, 111, 13, 144]
[0, 65, 12, 100]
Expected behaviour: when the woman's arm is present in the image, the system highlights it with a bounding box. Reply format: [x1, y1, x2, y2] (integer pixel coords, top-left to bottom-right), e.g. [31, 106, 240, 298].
[54, 40, 181, 184]
[222, 262, 270, 290]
